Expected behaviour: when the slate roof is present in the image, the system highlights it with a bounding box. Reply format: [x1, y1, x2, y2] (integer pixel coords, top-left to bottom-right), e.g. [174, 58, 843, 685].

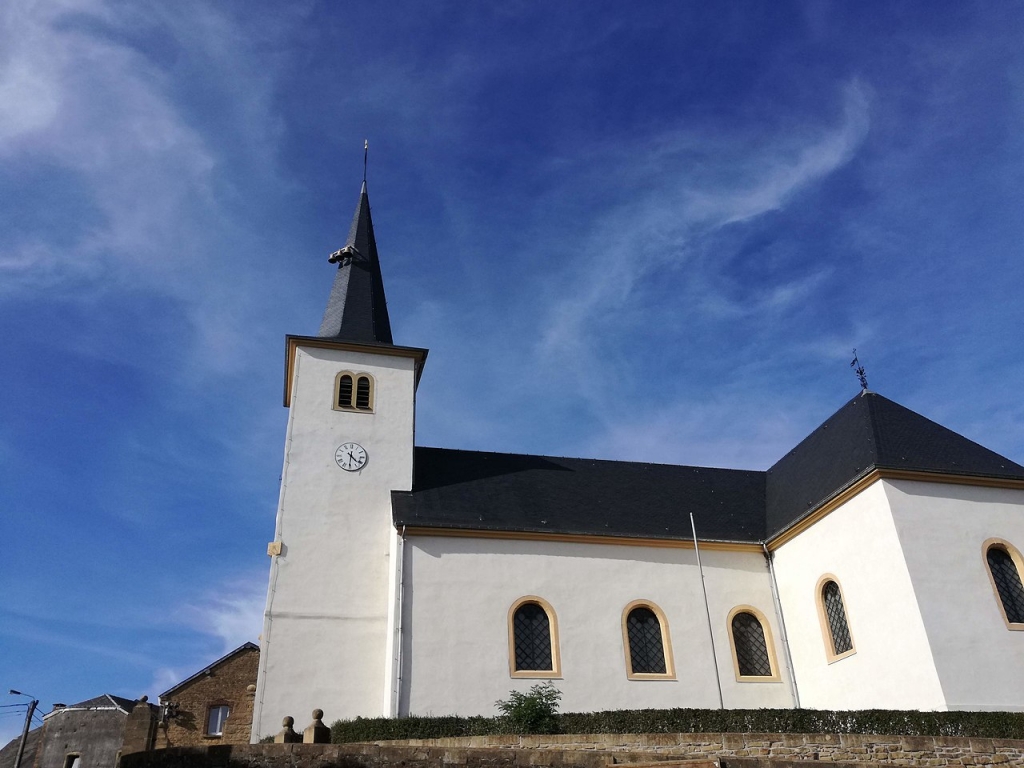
[393, 450, 766, 542]
[765, 391, 1024, 537]
[394, 392, 1024, 544]
[318, 182, 394, 344]
[160, 642, 259, 699]
[0, 726, 40, 768]
[55, 694, 137, 713]
[37, 694, 140, 719]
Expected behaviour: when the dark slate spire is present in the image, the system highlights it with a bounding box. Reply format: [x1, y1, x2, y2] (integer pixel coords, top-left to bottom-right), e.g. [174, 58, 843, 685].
[318, 182, 394, 344]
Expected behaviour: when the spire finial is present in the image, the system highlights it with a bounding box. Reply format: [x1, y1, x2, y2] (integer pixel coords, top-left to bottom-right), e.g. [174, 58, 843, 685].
[850, 349, 868, 391]
[363, 139, 368, 183]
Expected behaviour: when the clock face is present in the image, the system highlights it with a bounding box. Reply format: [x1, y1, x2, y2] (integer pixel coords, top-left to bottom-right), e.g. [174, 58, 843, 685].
[335, 442, 368, 471]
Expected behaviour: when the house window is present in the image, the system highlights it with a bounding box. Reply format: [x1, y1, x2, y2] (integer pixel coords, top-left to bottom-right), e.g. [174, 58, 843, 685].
[816, 575, 855, 662]
[621, 601, 675, 679]
[206, 704, 230, 736]
[508, 596, 561, 678]
[334, 371, 374, 413]
[984, 539, 1024, 628]
[727, 606, 780, 681]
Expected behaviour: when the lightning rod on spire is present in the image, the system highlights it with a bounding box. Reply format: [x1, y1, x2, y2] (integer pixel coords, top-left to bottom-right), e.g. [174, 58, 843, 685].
[850, 349, 868, 391]
[363, 139, 368, 183]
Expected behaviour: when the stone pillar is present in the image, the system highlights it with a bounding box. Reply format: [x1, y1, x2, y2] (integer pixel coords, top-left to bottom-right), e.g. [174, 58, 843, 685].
[302, 709, 330, 744]
[122, 697, 158, 755]
[274, 716, 301, 744]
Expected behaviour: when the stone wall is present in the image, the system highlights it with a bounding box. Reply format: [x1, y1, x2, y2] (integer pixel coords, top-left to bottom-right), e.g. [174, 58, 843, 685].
[385, 733, 1024, 766]
[32, 708, 128, 768]
[119, 732, 1024, 768]
[161, 646, 259, 747]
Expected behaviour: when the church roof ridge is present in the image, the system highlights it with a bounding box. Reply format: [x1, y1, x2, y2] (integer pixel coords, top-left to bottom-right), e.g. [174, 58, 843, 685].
[414, 444, 763, 475]
[404, 392, 1024, 545]
[317, 182, 394, 345]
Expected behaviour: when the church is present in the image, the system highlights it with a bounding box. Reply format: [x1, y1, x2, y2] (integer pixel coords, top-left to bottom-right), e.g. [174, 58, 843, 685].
[250, 182, 1024, 741]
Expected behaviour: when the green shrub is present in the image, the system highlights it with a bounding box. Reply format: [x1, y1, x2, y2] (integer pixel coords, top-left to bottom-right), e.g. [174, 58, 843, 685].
[495, 682, 562, 734]
[330, 706, 1024, 744]
[331, 714, 494, 744]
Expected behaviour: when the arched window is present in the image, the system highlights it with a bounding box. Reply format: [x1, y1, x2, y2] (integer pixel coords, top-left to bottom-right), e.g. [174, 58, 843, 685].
[621, 601, 675, 679]
[334, 371, 374, 413]
[727, 606, 780, 681]
[337, 374, 353, 408]
[816, 575, 855, 662]
[206, 704, 230, 736]
[507, 597, 560, 678]
[356, 376, 372, 409]
[984, 539, 1024, 628]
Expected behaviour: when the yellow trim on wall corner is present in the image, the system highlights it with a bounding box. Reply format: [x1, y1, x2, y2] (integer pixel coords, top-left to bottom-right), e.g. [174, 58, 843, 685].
[283, 335, 427, 407]
[401, 526, 762, 552]
[399, 472, 1024, 554]
[767, 469, 1024, 551]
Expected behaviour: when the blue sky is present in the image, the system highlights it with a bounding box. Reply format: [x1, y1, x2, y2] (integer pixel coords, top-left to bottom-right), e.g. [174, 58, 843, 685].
[2, 0, 1024, 738]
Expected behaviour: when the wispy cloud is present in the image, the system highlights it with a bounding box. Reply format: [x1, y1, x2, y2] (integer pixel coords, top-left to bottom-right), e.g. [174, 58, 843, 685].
[181, 573, 265, 656]
[690, 80, 871, 225]
[0, 0, 285, 379]
[535, 80, 871, 414]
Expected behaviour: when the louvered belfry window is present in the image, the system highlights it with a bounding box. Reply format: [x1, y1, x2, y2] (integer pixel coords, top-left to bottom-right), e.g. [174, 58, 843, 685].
[355, 376, 372, 410]
[626, 606, 667, 674]
[732, 612, 772, 677]
[822, 580, 853, 655]
[988, 546, 1024, 624]
[337, 374, 353, 408]
[513, 602, 553, 671]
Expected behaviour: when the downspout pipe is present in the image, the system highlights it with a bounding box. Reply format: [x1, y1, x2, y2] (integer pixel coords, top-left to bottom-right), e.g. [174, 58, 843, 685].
[762, 541, 800, 708]
[691, 513, 725, 710]
[393, 525, 407, 716]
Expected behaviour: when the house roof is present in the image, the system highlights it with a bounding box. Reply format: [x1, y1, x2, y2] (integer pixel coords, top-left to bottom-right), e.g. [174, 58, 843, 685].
[36, 694, 139, 720]
[318, 182, 394, 345]
[0, 726, 41, 768]
[57, 694, 137, 714]
[160, 642, 259, 699]
[765, 391, 1024, 538]
[394, 449, 767, 542]
[395, 392, 1024, 545]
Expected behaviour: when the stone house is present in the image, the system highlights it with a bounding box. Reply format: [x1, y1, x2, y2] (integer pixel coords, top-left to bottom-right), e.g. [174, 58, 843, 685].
[0, 695, 159, 768]
[158, 642, 259, 746]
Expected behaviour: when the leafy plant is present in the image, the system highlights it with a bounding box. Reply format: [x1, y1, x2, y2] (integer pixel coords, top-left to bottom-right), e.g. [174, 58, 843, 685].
[495, 682, 562, 734]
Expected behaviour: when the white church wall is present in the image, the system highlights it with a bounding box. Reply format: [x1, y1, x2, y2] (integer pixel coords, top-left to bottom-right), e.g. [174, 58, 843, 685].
[771, 480, 946, 711]
[399, 535, 793, 717]
[884, 479, 1024, 711]
[252, 345, 418, 740]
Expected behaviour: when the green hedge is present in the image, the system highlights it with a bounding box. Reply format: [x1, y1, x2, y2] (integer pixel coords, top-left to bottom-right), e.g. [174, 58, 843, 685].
[331, 708, 1024, 744]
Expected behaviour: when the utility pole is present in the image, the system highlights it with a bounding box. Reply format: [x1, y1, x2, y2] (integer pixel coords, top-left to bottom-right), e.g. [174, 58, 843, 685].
[9, 691, 39, 768]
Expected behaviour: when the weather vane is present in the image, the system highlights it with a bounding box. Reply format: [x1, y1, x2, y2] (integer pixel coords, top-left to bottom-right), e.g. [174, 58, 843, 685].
[850, 349, 868, 391]
[363, 139, 368, 182]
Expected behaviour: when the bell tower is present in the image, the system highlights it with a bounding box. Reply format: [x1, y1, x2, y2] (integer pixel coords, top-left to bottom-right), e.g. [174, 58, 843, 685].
[252, 181, 427, 739]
